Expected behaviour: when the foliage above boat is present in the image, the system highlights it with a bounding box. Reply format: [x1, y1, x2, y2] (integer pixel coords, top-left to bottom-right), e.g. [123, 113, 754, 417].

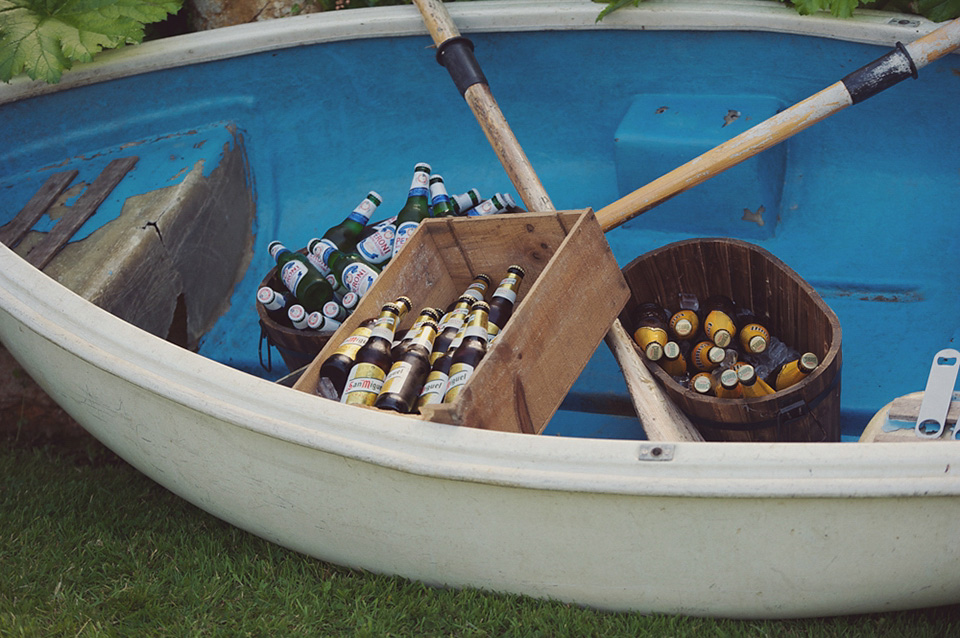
[596, 0, 960, 22]
[0, 0, 182, 84]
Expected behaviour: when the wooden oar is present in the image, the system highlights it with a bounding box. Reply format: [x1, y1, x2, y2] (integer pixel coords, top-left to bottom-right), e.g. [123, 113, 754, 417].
[594, 16, 960, 231]
[413, 0, 703, 441]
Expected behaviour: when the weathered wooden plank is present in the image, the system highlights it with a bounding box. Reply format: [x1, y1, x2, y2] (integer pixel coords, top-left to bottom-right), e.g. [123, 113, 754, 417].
[26, 156, 138, 269]
[0, 170, 78, 248]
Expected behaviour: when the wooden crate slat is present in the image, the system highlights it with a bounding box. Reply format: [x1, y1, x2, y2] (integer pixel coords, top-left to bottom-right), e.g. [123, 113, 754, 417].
[26, 156, 139, 269]
[0, 170, 79, 248]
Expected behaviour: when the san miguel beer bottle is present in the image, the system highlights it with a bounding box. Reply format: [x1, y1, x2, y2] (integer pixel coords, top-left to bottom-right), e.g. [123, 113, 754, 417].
[442, 301, 490, 403]
[430, 295, 473, 362]
[631, 302, 670, 362]
[393, 307, 443, 360]
[320, 191, 381, 253]
[268, 241, 335, 312]
[769, 352, 819, 391]
[341, 297, 412, 405]
[319, 318, 376, 395]
[461, 273, 492, 304]
[700, 294, 737, 349]
[486, 265, 525, 342]
[375, 317, 439, 413]
[391, 163, 432, 258]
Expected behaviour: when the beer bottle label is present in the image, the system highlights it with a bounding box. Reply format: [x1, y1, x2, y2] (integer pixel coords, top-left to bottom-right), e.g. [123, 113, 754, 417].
[418, 370, 449, 406]
[333, 329, 371, 357]
[355, 225, 395, 264]
[443, 362, 475, 403]
[341, 363, 386, 405]
[279, 261, 308, 295]
[381, 361, 413, 395]
[487, 323, 501, 342]
[491, 282, 518, 303]
[393, 221, 419, 255]
[341, 262, 379, 297]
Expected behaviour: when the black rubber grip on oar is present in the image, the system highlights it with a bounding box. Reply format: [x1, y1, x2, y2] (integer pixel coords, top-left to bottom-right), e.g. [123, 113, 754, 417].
[841, 42, 918, 104]
[436, 36, 487, 96]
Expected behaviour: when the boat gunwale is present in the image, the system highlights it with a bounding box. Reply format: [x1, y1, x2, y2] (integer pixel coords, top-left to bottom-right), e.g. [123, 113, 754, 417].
[0, 0, 947, 106]
[2, 0, 959, 500]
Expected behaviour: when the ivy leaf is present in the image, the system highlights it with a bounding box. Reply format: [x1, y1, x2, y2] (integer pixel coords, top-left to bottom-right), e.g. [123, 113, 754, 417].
[0, 0, 181, 84]
[595, 0, 644, 23]
[790, 0, 865, 17]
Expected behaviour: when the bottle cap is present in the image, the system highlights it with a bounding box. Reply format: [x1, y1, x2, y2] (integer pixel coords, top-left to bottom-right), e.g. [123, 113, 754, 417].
[645, 342, 663, 361]
[735, 364, 757, 384]
[395, 296, 413, 313]
[663, 341, 680, 359]
[747, 335, 767, 354]
[507, 264, 525, 278]
[691, 374, 712, 394]
[672, 318, 693, 338]
[719, 368, 739, 389]
[712, 329, 732, 348]
[306, 312, 325, 330]
[799, 352, 819, 372]
[257, 287, 275, 304]
[707, 346, 725, 364]
[341, 292, 359, 309]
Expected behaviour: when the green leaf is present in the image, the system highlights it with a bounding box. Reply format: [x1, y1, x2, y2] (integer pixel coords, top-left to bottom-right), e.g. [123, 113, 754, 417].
[595, 0, 643, 23]
[915, 0, 960, 21]
[0, 0, 181, 84]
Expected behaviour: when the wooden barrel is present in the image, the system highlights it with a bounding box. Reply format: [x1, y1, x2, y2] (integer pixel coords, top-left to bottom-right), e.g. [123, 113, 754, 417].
[620, 238, 842, 442]
[257, 255, 336, 373]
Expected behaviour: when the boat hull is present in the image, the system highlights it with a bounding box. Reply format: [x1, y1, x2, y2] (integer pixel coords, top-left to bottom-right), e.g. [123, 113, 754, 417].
[2, 0, 960, 618]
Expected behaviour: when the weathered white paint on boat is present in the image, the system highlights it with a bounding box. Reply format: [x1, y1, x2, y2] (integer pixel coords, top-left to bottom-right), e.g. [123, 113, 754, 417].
[2, 0, 960, 619]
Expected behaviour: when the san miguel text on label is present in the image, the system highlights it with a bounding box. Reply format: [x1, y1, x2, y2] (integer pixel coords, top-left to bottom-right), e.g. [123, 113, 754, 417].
[341, 298, 411, 406]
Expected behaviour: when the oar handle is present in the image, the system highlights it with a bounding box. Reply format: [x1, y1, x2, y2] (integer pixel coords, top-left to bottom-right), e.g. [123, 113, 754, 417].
[412, 0, 554, 212]
[595, 16, 960, 233]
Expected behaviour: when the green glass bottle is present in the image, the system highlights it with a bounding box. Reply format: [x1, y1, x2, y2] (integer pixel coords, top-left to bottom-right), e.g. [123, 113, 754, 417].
[267, 241, 334, 312]
[450, 188, 481, 216]
[308, 239, 381, 299]
[467, 193, 510, 217]
[428, 175, 455, 218]
[320, 191, 381, 253]
[391, 162, 432, 258]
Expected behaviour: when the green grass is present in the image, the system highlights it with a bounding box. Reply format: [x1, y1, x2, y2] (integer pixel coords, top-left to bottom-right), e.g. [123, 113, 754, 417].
[2, 433, 960, 637]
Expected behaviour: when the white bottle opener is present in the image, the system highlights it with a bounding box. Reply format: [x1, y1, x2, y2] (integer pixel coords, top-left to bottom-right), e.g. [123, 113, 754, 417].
[915, 348, 960, 439]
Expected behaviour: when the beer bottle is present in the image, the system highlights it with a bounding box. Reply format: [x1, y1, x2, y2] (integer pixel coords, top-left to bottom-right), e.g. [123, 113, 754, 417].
[305, 311, 326, 331]
[769, 352, 819, 392]
[257, 286, 296, 327]
[311, 241, 382, 299]
[486, 265, 525, 342]
[736, 363, 775, 398]
[631, 302, 670, 362]
[320, 191, 381, 253]
[690, 372, 714, 396]
[442, 301, 490, 403]
[700, 294, 738, 349]
[691, 340, 725, 372]
[391, 162, 432, 258]
[323, 300, 350, 324]
[340, 291, 360, 313]
[714, 368, 743, 399]
[288, 304, 308, 330]
[318, 318, 376, 395]
[268, 241, 335, 312]
[450, 188, 481, 216]
[431, 295, 474, 362]
[354, 218, 396, 266]
[375, 318, 440, 413]
[467, 193, 509, 217]
[418, 346, 455, 408]
[428, 175, 455, 218]
[341, 297, 412, 405]
[392, 307, 443, 360]
[735, 306, 770, 355]
[462, 273, 492, 303]
[658, 340, 688, 378]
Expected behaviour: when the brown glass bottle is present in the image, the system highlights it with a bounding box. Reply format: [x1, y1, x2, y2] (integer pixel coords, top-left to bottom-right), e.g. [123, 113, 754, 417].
[431, 295, 474, 362]
[442, 301, 490, 403]
[486, 265, 525, 342]
[461, 273, 492, 304]
[318, 317, 376, 395]
[340, 297, 411, 406]
[375, 318, 439, 413]
[417, 346, 456, 408]
[392, 307, 443, 361]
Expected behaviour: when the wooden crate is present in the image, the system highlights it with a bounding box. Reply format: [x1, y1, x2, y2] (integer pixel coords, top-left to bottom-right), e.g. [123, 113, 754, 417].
[293, 210, 630, 434]
[619, 238, 843, 442]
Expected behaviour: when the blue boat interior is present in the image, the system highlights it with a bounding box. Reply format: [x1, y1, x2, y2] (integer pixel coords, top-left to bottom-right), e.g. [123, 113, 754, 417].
[2, 28, 958, 442]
